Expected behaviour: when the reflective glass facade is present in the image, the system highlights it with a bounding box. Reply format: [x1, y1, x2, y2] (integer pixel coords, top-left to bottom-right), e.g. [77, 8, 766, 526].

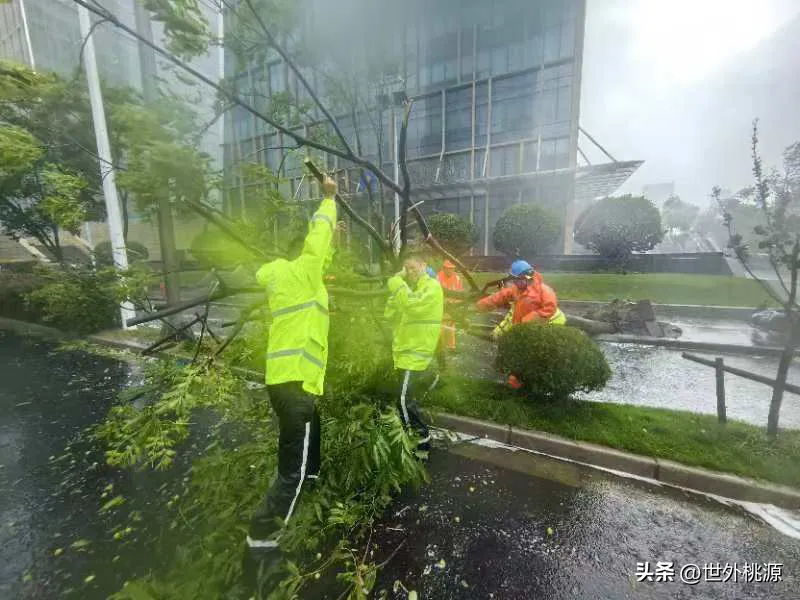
[224, 0, 586, 254]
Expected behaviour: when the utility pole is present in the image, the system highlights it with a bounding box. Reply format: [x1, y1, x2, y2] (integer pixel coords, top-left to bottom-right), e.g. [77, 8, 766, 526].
[133, 2, 182, 308]
[18, 0, 35, 69]
[77, 5, 135, 328]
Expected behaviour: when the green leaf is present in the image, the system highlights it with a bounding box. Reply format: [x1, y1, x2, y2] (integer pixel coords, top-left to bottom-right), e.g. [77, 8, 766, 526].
[101, 495, 126, 512]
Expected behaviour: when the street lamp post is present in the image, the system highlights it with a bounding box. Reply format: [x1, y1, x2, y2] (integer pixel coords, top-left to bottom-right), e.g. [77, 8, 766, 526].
[77, 5, 136, 328]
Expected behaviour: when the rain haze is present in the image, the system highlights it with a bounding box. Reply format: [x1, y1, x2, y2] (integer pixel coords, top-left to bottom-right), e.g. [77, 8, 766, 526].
[581, 0, 800, 205]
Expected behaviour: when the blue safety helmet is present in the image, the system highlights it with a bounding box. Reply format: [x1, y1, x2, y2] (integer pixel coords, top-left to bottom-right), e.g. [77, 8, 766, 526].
[426, 266, 437, 279]
[509, 259, 534, 278]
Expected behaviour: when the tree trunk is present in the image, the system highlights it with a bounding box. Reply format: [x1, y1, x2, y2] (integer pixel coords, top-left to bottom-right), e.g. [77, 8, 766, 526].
[768, 339, 795, 436]
[121, 190, 129, 242]
[52, 227, 63, 263]
[564, 314, 618, 336]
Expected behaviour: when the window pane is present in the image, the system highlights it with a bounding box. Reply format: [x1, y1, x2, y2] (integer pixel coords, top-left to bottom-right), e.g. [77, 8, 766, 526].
[523, 141, 538, 172]
[544, 26, 560, 62]
[560, 19, 575, 59]
[556, 84, 571, 123]
[445, 87, 472, 151]
[491, 46, 507, 75]
[540, 138, 557, 170]
[524, 34, 543, 67]
[475, 82, 489, 147]
[269, 62, 284, 94]
[491, 72, 536, 144]
[474, 149, 487, 178]
[555, 137, 570, 169]
[539, 87, 557, 126]
[407, 94, 442, 158]
[460, 27, 474, 79]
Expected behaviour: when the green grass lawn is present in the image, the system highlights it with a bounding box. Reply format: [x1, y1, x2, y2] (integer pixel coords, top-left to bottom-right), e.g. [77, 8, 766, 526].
[426, 376, 800, 489]
[473, 272, 775, 307]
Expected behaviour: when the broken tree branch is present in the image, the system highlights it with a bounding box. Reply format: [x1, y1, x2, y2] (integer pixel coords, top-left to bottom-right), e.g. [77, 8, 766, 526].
[303, 159, 391, 254]
[397, 100, 412, 251]
[241, 0, 356, 158]
[183, 198, 281, 261]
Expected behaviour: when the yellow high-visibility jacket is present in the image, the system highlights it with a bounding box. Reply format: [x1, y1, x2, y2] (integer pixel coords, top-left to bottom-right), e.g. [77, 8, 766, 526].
[385, 272, 444, 371]
[256, 198, 337, 395]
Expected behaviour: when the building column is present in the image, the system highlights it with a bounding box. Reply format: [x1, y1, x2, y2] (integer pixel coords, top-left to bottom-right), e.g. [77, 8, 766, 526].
[563, 0, 588, 255]
[483, 190, 490, 255]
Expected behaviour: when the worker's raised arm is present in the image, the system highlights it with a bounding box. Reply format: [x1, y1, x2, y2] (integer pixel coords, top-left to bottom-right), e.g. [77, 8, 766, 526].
[300, 176, 338, 280]
[476, 286, 515, 312]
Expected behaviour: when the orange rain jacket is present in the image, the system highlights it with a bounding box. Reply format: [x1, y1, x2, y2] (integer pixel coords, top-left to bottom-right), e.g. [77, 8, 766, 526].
[437, 268, 464, 295]
[437, 265, 464, 349]
[476, 271, 559, 324]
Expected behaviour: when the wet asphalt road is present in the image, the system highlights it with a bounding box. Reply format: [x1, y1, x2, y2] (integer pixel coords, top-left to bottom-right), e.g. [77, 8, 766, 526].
[372, 443, 800, 599]
[2, 331, 799, 599]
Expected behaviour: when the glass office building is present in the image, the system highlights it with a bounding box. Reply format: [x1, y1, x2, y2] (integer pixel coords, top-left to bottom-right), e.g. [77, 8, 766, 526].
[224, 0, 640, 255]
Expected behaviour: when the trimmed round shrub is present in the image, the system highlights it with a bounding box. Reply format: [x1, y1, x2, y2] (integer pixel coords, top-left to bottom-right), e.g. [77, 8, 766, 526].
[492, 203, 562, 258]
[427, 212, 479, 256]
[94, 240, 149, 267]
[496, 322, 611, 400]
[574, 195, 663, 264]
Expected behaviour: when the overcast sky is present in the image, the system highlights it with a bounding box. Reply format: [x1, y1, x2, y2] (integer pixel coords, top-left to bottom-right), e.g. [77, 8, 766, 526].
[580, 0, 800, 205]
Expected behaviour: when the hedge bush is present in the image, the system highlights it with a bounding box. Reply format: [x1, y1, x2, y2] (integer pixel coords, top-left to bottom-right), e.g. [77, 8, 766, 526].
[427, 212, 479, 256]
[492, 203, 562, 258]
[24, 266, 120, 334]
[496, 322, 611, 400]
[0, 270, 45, 321]
[93, 240, 150, 267]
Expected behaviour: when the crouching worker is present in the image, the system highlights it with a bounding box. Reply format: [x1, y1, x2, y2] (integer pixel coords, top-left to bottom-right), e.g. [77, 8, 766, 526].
[246, 175, 338, 553]
[475, 260, 565, 388]
[385, 257, 444, 453]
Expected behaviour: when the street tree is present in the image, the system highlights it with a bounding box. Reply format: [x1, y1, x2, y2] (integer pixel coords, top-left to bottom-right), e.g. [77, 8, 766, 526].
[714, 121, 800, 436]
[0, 62, 107, 261]
[492, 203, 562, 259]
[427, 212, 479, 257]
[662, 194, 699, 233]
[574, 195, 664, 265]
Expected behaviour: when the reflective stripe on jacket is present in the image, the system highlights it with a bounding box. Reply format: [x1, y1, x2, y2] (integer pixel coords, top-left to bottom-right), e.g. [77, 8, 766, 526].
[385, 273, 444, 371]
[256, 198, 337, 395]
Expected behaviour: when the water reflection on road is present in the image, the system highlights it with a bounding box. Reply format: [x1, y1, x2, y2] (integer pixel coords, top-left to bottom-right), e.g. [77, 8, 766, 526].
[579, 343, 800, 429]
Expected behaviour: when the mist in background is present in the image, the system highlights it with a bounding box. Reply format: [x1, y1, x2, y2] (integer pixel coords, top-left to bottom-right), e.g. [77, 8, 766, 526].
[580, 0, 800, 206]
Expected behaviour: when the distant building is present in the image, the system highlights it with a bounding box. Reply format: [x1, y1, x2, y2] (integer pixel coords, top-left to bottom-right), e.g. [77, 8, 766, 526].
[642, 182, 675, 209]
[223, 0, 642, 255]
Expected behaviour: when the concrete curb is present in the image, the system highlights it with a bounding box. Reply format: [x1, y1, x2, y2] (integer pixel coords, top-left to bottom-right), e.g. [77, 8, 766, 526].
[560, 300, 760, 321]
[432, 412, 800, 510]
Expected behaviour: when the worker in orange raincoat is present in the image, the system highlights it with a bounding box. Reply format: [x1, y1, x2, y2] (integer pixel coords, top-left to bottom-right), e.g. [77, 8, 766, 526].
[475, 259, 566, 388]
[437, 260, 464, 351]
